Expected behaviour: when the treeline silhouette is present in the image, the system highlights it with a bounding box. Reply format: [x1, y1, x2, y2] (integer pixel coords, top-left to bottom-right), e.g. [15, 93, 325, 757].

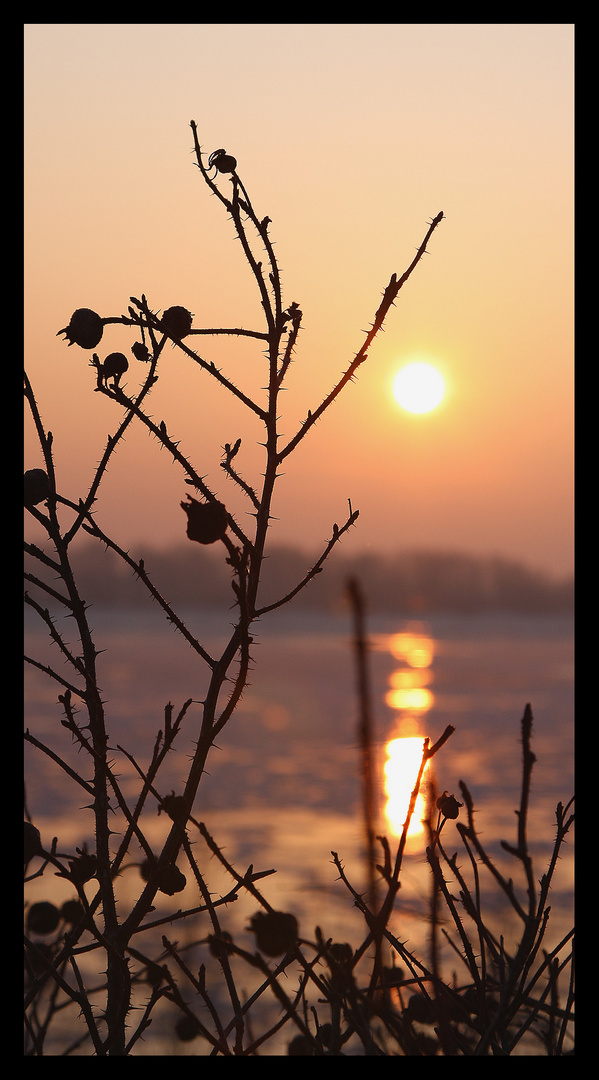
[63, 542, 573, 616]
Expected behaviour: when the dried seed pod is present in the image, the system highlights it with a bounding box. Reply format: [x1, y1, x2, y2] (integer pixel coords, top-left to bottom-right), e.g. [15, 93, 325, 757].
[175, 1014, 201, 1042]
[158, 791, 188, 825]
[161, 306, 193, 339]
[436, 791, 463, 820]
[287, 1035, 314, 1056]
[156, 863, 187, 896]
[24, 469, 50, 507]
[327, 942, 353, 968]
[140, 858, 153, 882]
[102, 352, 129, 381]
[326, 941, 354, 993]
[145, 961, 165, 987]
[68, 846, 98, 885]
[91, 352, 129, 390]
[209, 148, 237, 173]
[27, 901, 60, 936]
[60, 899, 84, 925]
[58, 308, 104, 349]
[405, 992, 437, 1024]
[249, 910, 299, 957]
[181, 495, 228, 545]
[208, 931, 234, 959]
[131, 340, 151, 363]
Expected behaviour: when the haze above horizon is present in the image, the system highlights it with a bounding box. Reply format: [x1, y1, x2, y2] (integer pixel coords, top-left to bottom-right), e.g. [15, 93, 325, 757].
[24, 24, 574, 577]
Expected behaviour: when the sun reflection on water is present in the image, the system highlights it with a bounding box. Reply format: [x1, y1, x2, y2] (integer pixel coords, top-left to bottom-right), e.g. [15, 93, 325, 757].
[383, 736, 431, 838]
[388, 630, 434, 669]
[385, 686, 434, 712]
[375, 623, 436, 839]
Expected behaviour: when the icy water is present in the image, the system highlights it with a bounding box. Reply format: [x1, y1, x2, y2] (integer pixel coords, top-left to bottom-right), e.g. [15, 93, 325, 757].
[24, 607, 574, 1054]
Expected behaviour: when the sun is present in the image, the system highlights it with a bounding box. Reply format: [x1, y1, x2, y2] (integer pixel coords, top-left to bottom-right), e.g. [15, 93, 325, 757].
[393, 362, 445, 414]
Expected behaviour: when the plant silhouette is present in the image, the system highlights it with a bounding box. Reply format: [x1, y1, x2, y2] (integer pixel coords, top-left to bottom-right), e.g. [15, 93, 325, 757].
[24, 122, 573, 1055]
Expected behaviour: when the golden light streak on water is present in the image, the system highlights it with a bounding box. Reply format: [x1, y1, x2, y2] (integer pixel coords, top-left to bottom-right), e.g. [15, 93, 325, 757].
[387, 629, 434, 669]
[384, 686, 434, 712]
[383, 736, 430, 838]
[379, 623, 436, 838]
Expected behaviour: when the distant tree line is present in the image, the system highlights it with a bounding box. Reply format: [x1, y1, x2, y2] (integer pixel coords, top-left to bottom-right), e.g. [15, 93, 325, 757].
[56, 542, 573, 616]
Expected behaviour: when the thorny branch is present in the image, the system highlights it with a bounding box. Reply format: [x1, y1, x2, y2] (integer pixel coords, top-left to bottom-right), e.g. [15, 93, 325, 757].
[276, 211, 444, 464]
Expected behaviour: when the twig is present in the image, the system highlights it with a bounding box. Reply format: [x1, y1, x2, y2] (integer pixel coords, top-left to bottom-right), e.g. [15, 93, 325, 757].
[254, 505, 359, 616]
[277, 212, 444, 463]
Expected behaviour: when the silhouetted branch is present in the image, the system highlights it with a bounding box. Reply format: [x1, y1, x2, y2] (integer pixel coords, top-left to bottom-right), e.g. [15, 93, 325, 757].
[277, 212, 444, 463]
[254, 504, 360, 616]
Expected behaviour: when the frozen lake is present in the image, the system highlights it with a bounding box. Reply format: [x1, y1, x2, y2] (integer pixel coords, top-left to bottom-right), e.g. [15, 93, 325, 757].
[24, 606, 574, 1054]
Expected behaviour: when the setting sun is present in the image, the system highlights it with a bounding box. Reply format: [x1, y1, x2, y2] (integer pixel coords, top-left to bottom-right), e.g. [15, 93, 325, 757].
[393, 362, 445, 414]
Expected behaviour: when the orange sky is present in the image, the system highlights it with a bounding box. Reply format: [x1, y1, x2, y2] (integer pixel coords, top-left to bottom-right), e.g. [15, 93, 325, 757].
[24, 24, 574, 577]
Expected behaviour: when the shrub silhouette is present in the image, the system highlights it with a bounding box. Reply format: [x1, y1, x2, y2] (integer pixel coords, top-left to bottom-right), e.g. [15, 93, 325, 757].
[24, 122, 573, 1055]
